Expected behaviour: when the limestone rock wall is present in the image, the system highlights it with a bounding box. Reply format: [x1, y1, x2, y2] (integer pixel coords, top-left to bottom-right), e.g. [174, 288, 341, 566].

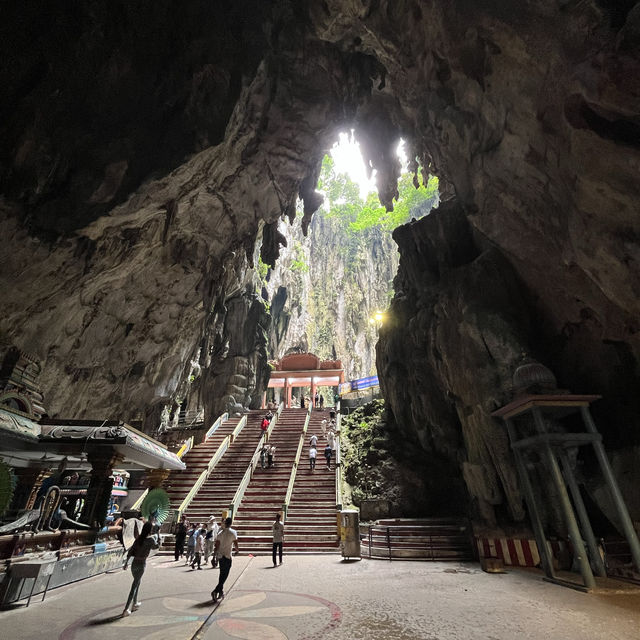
[0, 1, 638, 526]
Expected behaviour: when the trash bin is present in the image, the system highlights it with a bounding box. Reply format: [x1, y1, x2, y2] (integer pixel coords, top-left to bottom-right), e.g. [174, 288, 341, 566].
[340, 509, 361, 559]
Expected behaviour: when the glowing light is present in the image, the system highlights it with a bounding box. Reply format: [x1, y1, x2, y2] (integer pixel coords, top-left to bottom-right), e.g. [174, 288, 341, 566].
[330, 132, 408, 198]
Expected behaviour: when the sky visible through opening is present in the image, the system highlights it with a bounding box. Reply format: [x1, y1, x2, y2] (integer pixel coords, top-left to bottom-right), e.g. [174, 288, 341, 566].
[329, 131, 407, 198]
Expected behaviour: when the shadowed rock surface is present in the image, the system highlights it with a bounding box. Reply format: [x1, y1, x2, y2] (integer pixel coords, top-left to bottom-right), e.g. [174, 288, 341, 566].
[1, 1, 638, 528]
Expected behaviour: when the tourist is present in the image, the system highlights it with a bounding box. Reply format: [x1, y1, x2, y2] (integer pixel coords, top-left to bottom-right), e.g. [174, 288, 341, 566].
[268, 444, 276, 468]
[211, 517, 239, 602]
[185, 524, 197, 565]
[327, 429, 336, 453]
[301, 396, 305, 409]
[204, 516, 220, 567]
[324, 444, 333, 470]
[272, 512, 284, 567]
[321, 418, 327, 436]
[309, 433, 318, 448]
[260, 444, 269, 469]
[192, 527, 206, 569]
[309, 445, 317, 471]
[122, 521, 159, 616]
[314, 392, 319, 407]
[174, 516, 188, 561]
[261, 414, 269, 433]
[319, 394, 324, 409]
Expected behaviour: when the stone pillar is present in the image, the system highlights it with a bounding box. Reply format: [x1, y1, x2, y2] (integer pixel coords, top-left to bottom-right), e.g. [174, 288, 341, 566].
[311, 378, 317, 408]
[285, 381, 292, 408]
[261, 391, 267, 409]
[81, 451, 124, 528]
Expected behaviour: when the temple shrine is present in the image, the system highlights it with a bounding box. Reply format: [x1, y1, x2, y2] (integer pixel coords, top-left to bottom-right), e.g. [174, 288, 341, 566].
[265, 353, 345, 408]
[0, 347, 185, 604]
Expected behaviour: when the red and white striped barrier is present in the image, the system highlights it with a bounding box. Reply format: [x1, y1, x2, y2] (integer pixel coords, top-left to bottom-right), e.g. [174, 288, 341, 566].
[476, 537, 569, 567]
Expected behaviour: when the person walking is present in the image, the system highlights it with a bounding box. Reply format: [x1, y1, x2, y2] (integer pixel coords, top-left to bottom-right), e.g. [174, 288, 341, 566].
[205, 516, 219, 566]
[314, 392, 319, 408]
[319, 394, 324, 409]
[268, 444, 276, 468]
[211, 517, 239, 602]
[122, 521, 159, 616]
[324, 443, 333, 470]
[192, 527, 206, 569]
[309, 434, 318, 448]
[260, 443, 269, 469]
[309, 445, 317, 471]
[185, 524, 197, 565]
[261, 415, 269, 434]
[272, 513, 284, 567]
[174, 516, 188, 561]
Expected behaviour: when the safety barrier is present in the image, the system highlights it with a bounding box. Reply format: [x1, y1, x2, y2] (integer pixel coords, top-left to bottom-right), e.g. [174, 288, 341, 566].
[282, 405, 311, 520]
[363, 519, 475, 561]
[228, 403, 283, 519]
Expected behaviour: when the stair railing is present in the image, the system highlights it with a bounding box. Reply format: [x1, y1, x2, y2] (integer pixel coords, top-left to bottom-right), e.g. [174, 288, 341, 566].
[282, 405, 311, 521]
[131, 431, 197, 511]
[228, 403, 285, 520]
[335, 412, 343, 511]
[176, 414, 246, 518]
[206, 412, 229, 440]
[176, 435, 195, 459]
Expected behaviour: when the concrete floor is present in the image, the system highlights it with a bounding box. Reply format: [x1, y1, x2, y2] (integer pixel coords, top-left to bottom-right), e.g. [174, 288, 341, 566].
[1, 554, 639, 639]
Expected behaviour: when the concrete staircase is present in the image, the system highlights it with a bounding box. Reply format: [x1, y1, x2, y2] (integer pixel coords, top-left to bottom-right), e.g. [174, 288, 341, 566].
[182, 411, 265, 524]
[164, 415, 242, 511]
[285, 410, 340, 553]
[233, 408, 307, 554]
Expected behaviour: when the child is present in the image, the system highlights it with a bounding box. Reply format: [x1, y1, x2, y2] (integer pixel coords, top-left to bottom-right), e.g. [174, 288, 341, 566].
[309, 445, 317, 470]
[191, 527, 206, 569]
[185, 524, 197, 565]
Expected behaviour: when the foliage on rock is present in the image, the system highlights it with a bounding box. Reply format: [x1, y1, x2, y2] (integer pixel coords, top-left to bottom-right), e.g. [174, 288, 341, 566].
[340, 399, 468, 518]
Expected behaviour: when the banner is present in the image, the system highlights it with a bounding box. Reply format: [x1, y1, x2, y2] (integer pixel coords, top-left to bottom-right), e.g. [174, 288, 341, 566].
[340, 375, 379, 395]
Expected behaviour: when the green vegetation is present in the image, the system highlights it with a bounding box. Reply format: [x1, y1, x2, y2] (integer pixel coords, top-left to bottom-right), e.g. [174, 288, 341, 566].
[319, 155, 439, 233]
[290, 242, 309, 273]
[340, 399, 392, 506]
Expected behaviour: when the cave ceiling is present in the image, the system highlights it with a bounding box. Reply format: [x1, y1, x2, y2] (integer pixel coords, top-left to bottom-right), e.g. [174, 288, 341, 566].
[1, 0, 638, 450]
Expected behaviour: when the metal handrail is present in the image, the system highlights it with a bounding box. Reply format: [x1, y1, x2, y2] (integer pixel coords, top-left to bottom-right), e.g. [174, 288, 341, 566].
[282, 405, 311, 520]
[177, 435, 231, 517]
[206, 412, 229, 440]
[231, 415, 247, 441]
[228, 404, 284, 518]
[176, 435, 194, 459]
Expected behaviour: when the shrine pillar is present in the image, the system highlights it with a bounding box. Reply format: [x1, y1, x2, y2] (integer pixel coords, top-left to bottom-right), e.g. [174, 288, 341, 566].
[261, 391, 267, 409]
[81, 451, 124, 528]
[285, 380, 292, 408]
[311, 378, 317, 408]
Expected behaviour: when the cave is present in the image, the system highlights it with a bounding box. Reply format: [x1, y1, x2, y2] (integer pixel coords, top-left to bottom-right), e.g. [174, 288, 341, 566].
[1, 0, 639, 542]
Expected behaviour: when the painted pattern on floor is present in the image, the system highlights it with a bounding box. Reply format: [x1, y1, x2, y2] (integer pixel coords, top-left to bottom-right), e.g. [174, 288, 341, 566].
[58, 589, 342, 640]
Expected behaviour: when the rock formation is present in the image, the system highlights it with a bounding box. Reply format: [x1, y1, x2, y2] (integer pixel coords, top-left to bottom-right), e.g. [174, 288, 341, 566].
[1, 1, 638, 527]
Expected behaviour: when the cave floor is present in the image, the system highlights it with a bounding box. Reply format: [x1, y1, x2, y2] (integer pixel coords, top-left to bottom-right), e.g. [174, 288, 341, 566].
[1, 554, 639, 639]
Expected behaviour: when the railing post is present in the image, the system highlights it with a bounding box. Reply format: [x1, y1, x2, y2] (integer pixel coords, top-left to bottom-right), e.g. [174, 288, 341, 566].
[387, 527, 392, 561]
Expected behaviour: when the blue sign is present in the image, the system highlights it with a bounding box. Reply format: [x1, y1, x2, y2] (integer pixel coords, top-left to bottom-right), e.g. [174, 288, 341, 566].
[350, 375, 379, 391]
